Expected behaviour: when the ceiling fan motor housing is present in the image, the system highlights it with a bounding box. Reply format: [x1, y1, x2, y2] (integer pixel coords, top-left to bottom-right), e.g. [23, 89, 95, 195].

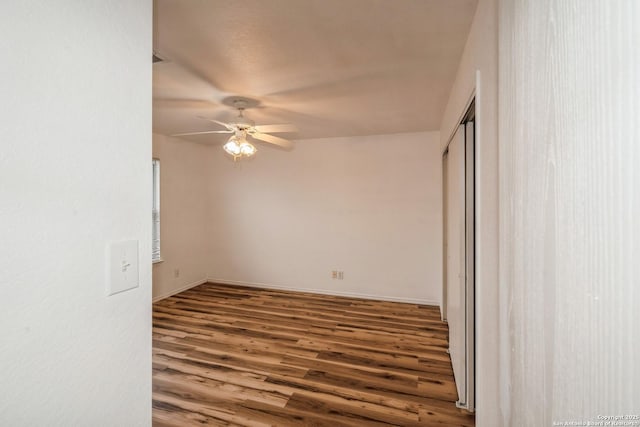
[224, 96, 256, 129]
[231, 113, 255, 130]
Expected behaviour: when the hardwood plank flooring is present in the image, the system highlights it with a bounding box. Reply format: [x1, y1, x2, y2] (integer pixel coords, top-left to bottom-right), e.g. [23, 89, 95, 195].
[153, 283, 474, 426]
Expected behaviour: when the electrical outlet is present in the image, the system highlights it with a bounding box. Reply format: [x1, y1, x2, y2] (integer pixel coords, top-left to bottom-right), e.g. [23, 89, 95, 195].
[331, 270, 337, 279]
[338, 271, 344, 280]
[174, 268, 180, 278]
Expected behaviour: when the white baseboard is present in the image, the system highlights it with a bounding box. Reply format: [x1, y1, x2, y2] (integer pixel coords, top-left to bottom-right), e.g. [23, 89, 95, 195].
[152, 278, 208, 302]
[206, 277, 439, 306]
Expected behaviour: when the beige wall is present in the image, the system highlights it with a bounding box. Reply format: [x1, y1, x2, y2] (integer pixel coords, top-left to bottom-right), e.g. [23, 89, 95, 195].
[439, 0, 500, 424]
[206, 132, 443, 304]
[153, 131, 443, 304]
[152, 134, 210, 300]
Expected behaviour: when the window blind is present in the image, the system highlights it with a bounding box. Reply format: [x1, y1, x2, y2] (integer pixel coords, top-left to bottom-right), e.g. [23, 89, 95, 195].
[152, 159, 161, 262]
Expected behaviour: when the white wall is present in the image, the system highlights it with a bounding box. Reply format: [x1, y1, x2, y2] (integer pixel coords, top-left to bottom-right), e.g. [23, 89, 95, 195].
[0, 2, 151, 425]
[205, 132, 442, 304]
[152, 134, 210, 300]
[439, 0, 500, 424]
[499, 0, 640, 424]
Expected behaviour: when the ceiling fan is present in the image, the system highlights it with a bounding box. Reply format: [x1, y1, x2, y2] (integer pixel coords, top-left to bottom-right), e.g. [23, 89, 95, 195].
[171, 97, 297, 160]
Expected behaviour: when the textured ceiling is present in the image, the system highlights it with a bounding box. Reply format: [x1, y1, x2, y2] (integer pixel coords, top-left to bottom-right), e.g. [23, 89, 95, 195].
[153, 0, 477, 144]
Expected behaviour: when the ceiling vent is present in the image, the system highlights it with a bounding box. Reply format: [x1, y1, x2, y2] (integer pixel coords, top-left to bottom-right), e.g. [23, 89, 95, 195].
[152, 52, 165, 64]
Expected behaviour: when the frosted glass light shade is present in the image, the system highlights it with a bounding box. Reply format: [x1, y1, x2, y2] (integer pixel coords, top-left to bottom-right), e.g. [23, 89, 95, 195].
[223, 138, 241, 156]
[223, 133, 256, 159]
[239, 141, 256, 156]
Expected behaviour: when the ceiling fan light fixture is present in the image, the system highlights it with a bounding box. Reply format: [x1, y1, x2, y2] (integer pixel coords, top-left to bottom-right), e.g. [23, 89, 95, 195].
[223, 137, 241, 157]
[170, 95, 295, 160]
[239, 141, 256, 156]
[223, 133, 256, 160]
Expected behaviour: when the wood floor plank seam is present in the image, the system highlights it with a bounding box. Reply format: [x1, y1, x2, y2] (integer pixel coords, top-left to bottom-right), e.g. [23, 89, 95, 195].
[153, 282, 475, 426]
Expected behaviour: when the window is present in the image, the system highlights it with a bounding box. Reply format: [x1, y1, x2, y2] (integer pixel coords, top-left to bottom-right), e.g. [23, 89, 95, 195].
[152, 159, 161, 263]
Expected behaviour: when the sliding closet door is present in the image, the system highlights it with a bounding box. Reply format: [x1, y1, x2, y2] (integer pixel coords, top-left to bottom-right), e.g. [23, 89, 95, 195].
[463, 118, 475, 411]
[446, 124, 466, 404]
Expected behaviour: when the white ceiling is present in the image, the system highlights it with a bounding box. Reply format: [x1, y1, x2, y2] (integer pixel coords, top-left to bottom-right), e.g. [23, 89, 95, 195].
[153, 0, 477, 144]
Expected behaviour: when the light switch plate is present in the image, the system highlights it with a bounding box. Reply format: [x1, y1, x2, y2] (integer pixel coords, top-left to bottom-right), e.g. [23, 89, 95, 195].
[107, 240, 139, 296]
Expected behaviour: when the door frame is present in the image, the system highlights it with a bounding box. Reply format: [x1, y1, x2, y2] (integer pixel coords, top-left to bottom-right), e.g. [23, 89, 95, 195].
[442, 97, 476, 412]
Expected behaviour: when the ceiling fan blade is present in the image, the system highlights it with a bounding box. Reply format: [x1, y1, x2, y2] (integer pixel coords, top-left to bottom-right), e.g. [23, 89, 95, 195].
[250, 132, 293, 149]
[197, 116, 233, 130]
[252, 124, 298, 133]
[153, 99, 217, 110]
[153, 54, 230, 102]
[172, 130, 233, 137]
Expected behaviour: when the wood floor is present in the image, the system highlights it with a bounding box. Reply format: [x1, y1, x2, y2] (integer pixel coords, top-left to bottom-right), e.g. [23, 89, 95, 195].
[152, 283, 475, 426]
